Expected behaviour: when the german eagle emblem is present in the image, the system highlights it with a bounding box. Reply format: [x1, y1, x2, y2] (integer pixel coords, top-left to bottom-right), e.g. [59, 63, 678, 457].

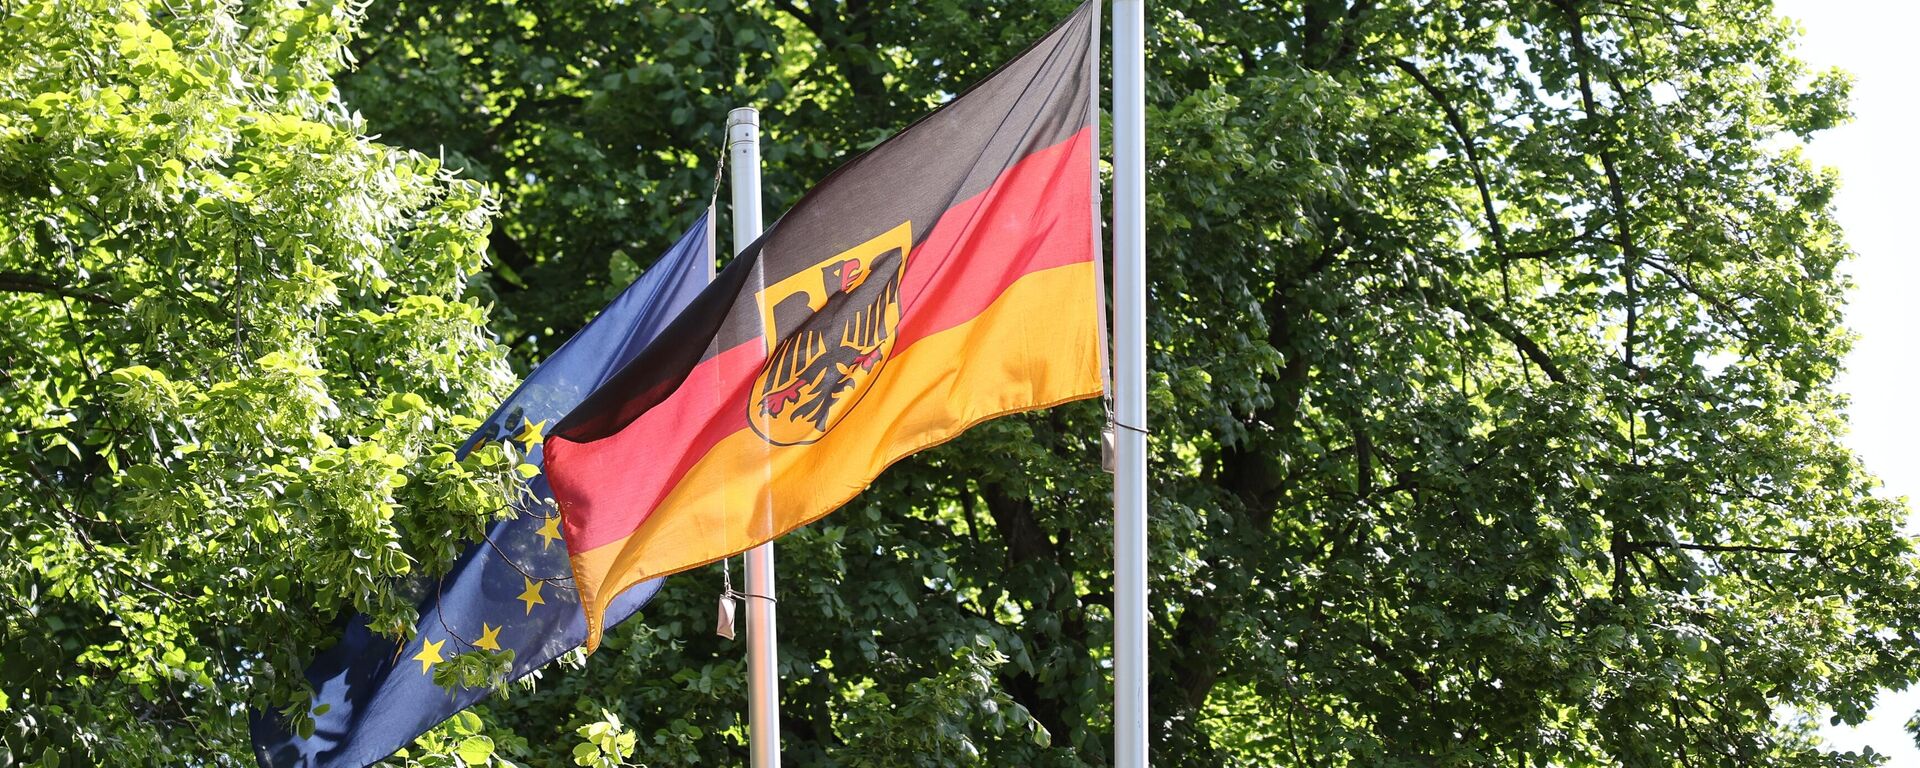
[749, 222, 911, 445]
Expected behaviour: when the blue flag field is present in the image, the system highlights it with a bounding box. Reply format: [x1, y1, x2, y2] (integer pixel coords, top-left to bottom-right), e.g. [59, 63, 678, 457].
[251, 211, 713, 768]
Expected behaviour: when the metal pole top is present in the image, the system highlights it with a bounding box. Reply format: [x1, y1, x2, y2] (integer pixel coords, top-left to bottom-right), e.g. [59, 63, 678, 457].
[728, 107, 760, 145]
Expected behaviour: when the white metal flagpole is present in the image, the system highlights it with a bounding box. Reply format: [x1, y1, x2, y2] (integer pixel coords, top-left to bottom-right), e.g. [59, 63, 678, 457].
[728, 106, 782, 768]
[1111, 1, 1149, 767]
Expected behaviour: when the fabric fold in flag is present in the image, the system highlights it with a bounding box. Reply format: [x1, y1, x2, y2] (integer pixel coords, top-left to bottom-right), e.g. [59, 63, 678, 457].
[250, 212, 713, 768]
[547, 1, 1104, 651]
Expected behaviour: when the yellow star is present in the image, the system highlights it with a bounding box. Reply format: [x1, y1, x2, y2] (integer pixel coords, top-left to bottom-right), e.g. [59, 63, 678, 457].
[512, 418, 548, 449]
[412, 638, 445, 675]
[475, 623, 504, 652]
[535, 516, 563, 550]
[517, 578, 545, 614]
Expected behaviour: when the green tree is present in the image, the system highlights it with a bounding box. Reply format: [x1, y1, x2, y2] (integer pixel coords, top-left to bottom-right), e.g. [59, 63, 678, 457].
[5, 0, 1916, 765]
[340, 0, 1920, 766]
[0, 0, 517, 762]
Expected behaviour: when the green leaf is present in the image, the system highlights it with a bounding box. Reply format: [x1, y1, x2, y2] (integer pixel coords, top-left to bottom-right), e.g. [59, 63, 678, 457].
[454, 735, 494, 765]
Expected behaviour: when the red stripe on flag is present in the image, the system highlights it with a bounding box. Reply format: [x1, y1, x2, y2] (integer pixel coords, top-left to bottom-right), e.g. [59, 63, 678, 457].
[549, 338, 764, 551]
[895, 128, 1095, 346]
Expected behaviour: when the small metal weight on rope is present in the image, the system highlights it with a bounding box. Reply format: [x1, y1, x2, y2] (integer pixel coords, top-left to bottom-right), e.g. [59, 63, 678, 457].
[716, 593, 738, 640]
[717, 556, 738, 640]
[1101, 426, 1118, 474]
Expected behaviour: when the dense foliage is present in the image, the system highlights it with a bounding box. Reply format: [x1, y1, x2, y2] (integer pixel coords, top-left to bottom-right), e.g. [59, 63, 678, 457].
[0, 0, 516, 762]
[4, 0, 1917, 765]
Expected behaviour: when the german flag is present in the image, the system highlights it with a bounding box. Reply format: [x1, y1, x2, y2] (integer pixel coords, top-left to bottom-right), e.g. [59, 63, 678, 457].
[546, 2, 1103, 649]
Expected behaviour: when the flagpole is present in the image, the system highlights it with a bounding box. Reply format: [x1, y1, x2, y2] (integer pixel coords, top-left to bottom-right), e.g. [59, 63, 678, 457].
[1111, 1, 1150, 767]
[728, 106, 782, 768]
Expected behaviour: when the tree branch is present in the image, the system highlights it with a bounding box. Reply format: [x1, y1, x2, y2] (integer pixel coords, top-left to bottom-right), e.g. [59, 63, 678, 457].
[1391, 58, 1509, 259]
[770, 0, 818, 28]
[1393, 59, 1577, 384]
[0, 270, 114, 306]
[978, 482, 1057, 566]
[1464, 298, 1568, 384]
[1556, 0, 1642, 385]
[772, 0, 884, 100]
[1624, 540, 1808, 556]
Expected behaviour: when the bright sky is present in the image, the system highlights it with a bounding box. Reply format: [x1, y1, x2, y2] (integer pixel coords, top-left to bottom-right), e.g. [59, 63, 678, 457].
[1773, 0, 1920, 760]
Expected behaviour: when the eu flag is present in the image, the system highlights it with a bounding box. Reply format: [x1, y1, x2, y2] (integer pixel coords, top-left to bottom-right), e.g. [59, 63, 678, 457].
[251, 211, 714, 768]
